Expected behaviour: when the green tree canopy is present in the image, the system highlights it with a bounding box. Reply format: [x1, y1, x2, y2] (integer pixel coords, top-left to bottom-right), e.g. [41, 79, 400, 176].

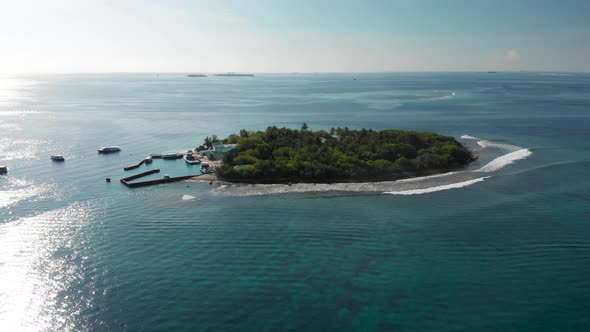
[216, 127, 473, 184]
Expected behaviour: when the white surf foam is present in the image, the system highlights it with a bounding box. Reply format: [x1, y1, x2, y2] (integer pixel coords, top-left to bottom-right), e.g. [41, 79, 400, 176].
[475, 149, 532, 172]
[385, 177, 489, 195]
[395, 171, 459, 183]
[460, 135, 479, 140]
[182, 195, 195, 201]
[477, 140, 520, 150]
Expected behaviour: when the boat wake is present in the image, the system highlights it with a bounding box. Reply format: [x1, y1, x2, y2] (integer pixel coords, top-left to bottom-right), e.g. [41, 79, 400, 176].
[212, 136, 533, 197]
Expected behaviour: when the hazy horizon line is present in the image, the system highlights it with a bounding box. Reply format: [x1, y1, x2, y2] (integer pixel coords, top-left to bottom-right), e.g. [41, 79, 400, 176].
[2, 70, 589, 76]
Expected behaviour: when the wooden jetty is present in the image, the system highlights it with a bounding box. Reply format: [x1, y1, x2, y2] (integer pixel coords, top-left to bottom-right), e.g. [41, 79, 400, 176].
[120, 168, 202, 188]
[120, 169, 161, 184]
[124, 156, 153, 171]
[150, 152, 185, 160]
[124, 159, 146, 171]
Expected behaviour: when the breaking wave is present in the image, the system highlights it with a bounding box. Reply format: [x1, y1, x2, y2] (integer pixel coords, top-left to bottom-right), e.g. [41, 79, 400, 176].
[460, 135, 479, 140]
[475, 149, 532, 173]
[385, 177, 489, 195]
[477, 140, 520, 150]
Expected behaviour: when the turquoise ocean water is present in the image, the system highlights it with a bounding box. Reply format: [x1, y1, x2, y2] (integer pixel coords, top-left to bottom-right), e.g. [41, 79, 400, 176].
[1, 73, 590, 331]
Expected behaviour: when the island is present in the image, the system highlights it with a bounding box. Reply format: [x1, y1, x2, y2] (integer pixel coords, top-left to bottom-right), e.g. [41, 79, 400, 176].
[207, 125, 474, 184]
[187, 74, 207, 77]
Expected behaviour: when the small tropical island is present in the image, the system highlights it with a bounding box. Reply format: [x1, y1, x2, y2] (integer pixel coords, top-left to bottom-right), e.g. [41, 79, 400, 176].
[201, 124, 474, 184]
[187, 74, 207, 77]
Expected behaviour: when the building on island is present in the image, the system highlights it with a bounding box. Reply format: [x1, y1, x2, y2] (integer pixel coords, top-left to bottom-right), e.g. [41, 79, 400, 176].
[198, 142, 239, 160]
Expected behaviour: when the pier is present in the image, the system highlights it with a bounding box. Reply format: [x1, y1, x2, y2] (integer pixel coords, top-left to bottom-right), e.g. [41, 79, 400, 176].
[124, 159, 146, 171]
[120, 168, 203, 188]
[150, 153, 183, 160]
[120, 169, 161, 184]
[124, 156, 153, 171]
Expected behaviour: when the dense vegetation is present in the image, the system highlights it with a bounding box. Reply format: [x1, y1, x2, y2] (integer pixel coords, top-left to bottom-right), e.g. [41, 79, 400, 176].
[215, 125, 473, 183]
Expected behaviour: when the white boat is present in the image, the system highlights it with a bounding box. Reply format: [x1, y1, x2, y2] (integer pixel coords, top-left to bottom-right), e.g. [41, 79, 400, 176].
[183, 152, 201, 165]
[144, 156, 153, 164]
[163, 174, 170, 179]
[50, 155, 65, 162]
[0, 165, 7, 174]
[98, 146, 121, 153]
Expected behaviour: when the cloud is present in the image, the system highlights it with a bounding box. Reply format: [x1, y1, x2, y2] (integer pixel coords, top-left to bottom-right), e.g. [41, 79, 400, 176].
[495, 49, 521, 68]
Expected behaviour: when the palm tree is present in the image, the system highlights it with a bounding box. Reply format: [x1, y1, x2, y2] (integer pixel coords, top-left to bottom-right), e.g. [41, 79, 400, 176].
[203, 136, 212, 149]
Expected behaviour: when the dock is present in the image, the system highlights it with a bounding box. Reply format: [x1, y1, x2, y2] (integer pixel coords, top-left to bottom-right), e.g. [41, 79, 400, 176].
[124, 156, 153, 171]
[150, 153, 183, 160]
[124, 159, 146, 171]
[120, 168, 203, 188]
[120, 169, 161, 184]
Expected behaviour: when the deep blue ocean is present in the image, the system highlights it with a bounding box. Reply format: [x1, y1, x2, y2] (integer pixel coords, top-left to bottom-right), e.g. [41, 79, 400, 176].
[1, 73, 590, 331]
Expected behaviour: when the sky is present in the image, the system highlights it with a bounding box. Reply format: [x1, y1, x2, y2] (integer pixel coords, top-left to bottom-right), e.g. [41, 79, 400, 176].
[1, 0, 589, 73]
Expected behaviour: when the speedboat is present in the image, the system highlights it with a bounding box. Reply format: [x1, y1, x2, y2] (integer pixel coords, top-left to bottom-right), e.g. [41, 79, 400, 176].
[201, 167, 215, 174]
[98, 146, 121, 153]
[200, 163, 214, 174]
[183, 152, 201, 165]
[51, 155, 65, 162]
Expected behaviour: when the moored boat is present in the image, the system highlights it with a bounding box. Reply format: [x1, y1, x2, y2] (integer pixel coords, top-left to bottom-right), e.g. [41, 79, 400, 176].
[183, 152, 201, 165]
[200, 163, 214, 174]
[98, 146, 121, 153]
[50, 155, 65, 162]
[144, 156, 153, 164]
[0, 165, 7, 174]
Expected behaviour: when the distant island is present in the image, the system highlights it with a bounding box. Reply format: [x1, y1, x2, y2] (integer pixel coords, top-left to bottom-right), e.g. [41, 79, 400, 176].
[211, 125, 474, 184]
[214, 73, 255, 77]
[187, 74, 207, 77]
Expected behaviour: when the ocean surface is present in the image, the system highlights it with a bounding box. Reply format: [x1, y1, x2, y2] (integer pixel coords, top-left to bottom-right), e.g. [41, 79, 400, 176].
[1, 72, 590, 331]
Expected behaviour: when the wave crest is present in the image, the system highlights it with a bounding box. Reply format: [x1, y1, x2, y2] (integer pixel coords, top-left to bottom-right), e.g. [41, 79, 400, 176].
[385, 177, 490, 195]
[475, 149, 532, 172]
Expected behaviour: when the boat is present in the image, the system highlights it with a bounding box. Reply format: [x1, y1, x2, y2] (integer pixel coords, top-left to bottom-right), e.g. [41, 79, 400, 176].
[163, 174, 170, 179]
[144, 156, 153, 164]
[183, 152, 201, 165]
[200, 163, 214, 174]
[0, 165, 7, 174]
[162, 153, 182, 160]
[50, 155, 65, 162]
[98, 146, 121, 153]
[201, 168, 215, 174]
